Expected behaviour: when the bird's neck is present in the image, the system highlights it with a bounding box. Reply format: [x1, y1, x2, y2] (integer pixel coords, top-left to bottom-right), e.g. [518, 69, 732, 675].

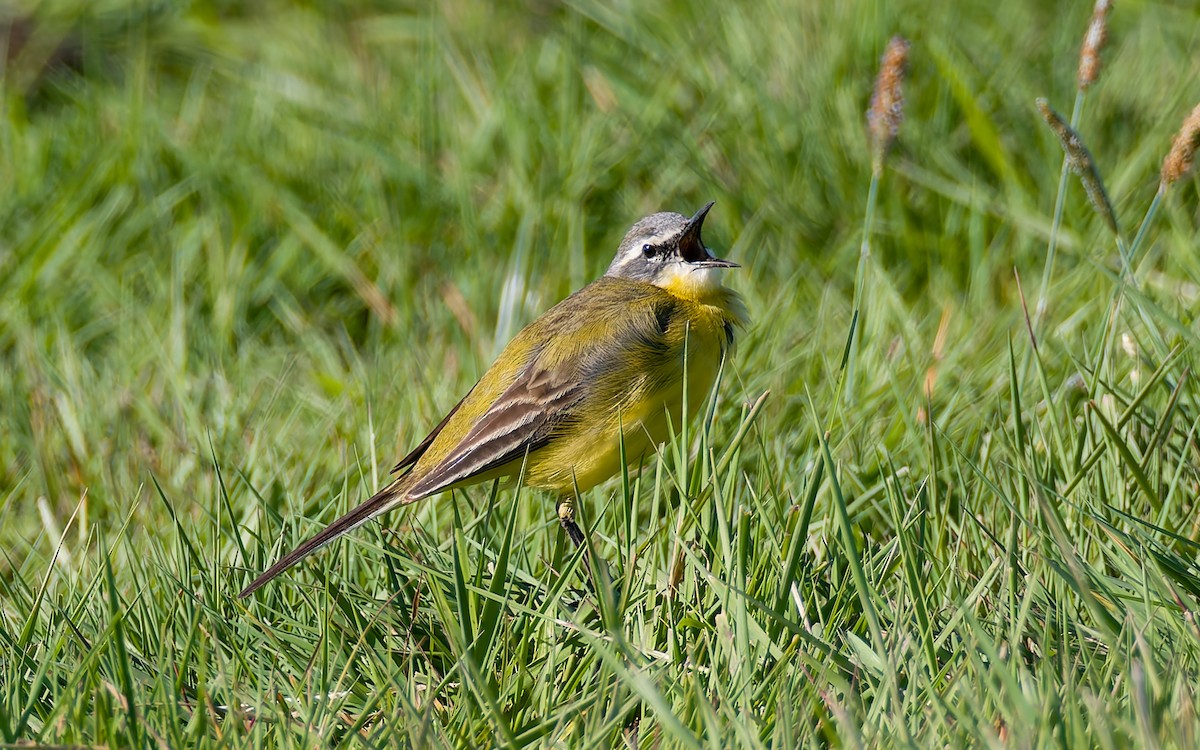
[657, 268, 748, 327]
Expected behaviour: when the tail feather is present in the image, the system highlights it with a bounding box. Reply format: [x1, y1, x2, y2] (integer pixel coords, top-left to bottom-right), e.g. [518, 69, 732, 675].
[238, 478, 412, 598]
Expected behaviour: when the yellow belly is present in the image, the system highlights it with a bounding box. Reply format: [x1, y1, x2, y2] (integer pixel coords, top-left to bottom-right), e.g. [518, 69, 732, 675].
[522, 313, 728, 495]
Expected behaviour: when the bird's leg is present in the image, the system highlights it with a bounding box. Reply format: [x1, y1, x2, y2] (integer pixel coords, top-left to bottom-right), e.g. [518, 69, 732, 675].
[557, 497, 587, 549]
[557, 495, 601, 594]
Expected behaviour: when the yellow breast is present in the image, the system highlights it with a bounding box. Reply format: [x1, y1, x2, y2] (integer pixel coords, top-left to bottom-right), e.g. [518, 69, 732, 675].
[523, 274, 745, 495]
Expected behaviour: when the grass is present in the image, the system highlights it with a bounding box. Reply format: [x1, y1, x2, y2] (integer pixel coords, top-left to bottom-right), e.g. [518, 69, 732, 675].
[3, 0, 1200, 746]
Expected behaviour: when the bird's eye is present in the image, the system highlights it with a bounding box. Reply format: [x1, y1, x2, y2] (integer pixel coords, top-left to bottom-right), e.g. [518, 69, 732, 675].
[641, 243, 657, 259]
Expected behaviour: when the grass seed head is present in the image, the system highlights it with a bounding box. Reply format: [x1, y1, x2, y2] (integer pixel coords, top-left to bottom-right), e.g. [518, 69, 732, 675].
[1036, 97, 1119, 237]
[1077, 0, 1112, 90]
[868, 35, 910, 175]
[1161, 102, 1200, 190]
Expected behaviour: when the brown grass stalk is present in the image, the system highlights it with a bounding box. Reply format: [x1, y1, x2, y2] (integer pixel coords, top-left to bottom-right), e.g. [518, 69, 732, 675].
[1036, 97, 1119, 237]
[1077, 0, 1112, 91]
[867, 35, 910, 175]
[1161, 103, 1200, 191]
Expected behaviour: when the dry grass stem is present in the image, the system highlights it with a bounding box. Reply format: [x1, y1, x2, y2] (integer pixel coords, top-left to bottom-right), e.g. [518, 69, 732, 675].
[868, 35, 910, 175]
[1161, 103, 1200, 190]
[1036, 97, 1119, 237]
[1077, 0, 1112, 90]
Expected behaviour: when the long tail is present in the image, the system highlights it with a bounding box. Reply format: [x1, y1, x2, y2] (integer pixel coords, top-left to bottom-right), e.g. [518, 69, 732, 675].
[238, 476, 413, 598]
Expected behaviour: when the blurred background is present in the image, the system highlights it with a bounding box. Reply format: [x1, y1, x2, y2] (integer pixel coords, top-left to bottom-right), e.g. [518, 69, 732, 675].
[2, 0, 1200, 745]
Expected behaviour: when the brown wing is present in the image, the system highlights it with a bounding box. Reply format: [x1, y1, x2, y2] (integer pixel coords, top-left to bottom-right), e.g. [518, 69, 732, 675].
[405, 359, 586, 500]
[405, 289, 682, 498]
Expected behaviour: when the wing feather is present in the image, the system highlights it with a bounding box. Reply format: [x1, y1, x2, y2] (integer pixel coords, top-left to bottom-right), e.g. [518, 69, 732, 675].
[406, 362, 585, 499]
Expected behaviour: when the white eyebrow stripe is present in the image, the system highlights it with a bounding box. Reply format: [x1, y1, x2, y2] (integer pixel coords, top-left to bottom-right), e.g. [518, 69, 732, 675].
[625, 231, 680, 258]
[645, 231, 678, 246]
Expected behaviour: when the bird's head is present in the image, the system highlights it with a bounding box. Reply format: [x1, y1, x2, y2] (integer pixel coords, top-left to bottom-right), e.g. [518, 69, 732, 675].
[605, 203, 738, 293]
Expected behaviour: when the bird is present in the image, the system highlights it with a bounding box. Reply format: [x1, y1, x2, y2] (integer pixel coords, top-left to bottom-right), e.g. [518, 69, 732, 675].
[239, 202, 747, 598]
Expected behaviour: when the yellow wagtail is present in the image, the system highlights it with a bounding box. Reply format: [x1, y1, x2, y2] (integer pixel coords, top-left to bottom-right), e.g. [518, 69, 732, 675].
[240, 203, 746, 597]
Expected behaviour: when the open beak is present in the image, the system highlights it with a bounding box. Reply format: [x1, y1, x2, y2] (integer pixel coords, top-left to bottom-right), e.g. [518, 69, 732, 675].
[680, 201, 740, 268]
